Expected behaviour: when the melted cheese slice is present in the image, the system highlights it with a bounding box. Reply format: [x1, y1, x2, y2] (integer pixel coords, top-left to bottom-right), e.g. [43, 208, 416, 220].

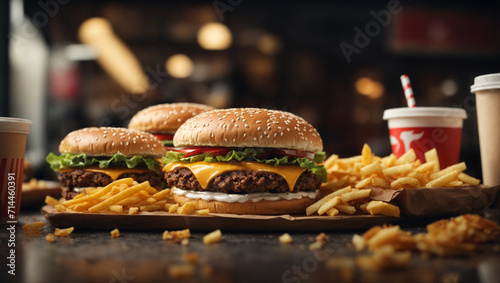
[163, 161, 306, 191]
[62, 166, 152, 181]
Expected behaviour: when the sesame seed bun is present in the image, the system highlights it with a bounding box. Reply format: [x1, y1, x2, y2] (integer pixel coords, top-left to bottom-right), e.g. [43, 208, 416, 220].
[128, 103, 214, 133]
[173, 108, 323, 152]
[59, 127, 166, 157]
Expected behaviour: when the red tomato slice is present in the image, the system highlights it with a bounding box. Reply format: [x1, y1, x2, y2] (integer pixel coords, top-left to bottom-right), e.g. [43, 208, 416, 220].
[152, 133, 174, 141]
[169, 147, 231, 157]
[271, 149, 316, 159]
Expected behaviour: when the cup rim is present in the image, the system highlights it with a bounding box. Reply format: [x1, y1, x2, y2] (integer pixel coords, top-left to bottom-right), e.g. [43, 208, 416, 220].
[383, 107, 467, 120]
[0, 117, 32, 134]
[471, 73, 500, 93]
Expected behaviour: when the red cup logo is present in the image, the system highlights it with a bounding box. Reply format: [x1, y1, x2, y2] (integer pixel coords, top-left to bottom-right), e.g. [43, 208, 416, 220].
[389, 127, 462, 168]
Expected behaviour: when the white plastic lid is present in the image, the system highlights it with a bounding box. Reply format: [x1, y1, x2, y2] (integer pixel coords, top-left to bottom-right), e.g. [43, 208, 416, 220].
[470, 73, 500, 93]
[383, 107, 467, 120]
[0, 117, 32, 134]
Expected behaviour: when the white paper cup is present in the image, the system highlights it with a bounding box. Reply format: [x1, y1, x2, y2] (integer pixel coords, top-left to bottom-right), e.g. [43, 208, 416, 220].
[471, 73, 500, 187]
[0, 117, 31, 224]
[383, 107, 467, 168]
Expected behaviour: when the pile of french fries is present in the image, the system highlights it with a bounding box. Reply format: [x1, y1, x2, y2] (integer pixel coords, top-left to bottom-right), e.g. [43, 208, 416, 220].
[307, 145, 481, 217]
[351, 214, 499, 270]
[44, 178, 209, 215]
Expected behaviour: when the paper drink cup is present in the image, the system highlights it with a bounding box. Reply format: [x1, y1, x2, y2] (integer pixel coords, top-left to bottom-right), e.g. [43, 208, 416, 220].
[0, 117, 31, 224]
[471, 73, 500, 187]
[383, 107, 467, 168]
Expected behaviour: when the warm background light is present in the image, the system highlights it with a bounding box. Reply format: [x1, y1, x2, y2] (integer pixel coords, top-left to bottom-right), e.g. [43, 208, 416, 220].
[165, 54, 194, 79]
[197, 23, 232, 50]
[355, 77, 384, 99]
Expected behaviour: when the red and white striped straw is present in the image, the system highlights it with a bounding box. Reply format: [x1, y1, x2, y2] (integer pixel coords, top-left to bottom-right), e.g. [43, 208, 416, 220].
[400, 74, 416, 108]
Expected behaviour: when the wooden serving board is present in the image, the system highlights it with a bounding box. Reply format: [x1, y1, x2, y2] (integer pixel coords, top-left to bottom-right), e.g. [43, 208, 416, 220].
[41, 205, 400, 232]
[21, 181, 61, 207]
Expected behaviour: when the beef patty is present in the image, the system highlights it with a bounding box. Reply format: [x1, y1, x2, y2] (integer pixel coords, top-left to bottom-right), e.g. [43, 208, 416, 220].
[59, 169, 164, 199]
[164, 167, 321, 194]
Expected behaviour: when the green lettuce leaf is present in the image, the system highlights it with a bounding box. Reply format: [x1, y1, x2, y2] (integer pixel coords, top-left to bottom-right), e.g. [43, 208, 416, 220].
[162, 140, 174, 146]
[162, 148, 327, 182]
[46, 152, 162, 172]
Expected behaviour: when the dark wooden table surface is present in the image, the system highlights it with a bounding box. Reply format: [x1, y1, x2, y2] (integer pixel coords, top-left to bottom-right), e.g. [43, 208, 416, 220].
[1, 206, 500, 283]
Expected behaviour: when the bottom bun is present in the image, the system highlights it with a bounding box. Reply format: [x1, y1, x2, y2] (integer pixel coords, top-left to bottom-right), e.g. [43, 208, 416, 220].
[173, 193, 316, 215]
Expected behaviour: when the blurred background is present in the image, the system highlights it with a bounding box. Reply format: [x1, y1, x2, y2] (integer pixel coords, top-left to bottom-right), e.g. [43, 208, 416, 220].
[1, 0, 499, 180]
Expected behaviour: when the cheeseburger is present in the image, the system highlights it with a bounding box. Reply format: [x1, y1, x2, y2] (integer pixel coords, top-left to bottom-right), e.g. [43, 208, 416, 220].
[46, 127, 166, 199]
[128, 103, 214, 146]
[163, 108, 327, 214]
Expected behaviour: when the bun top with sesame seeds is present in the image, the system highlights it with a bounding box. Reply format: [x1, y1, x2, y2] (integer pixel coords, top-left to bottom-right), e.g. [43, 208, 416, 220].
[128, 103, 215, 133]
[173, 108, 323, 152]
[58, 127, 166, 157]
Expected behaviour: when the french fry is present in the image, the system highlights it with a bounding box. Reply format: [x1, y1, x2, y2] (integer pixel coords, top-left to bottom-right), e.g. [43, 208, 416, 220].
[152, 188, 171, 200]
[178, 201, 198, 214]
[360, 162, 383, 177]
[55, 227, 74, 237]
[352, 234, 366, 251]
[366, 225, 402, 249]
[390, 177, 419, 190]
[279, 233, 293, 244]
[110, 228, 120, 238]
[45, 195, 60, 207]
[140, 201, 167, 212]
[355, 176, 373, 189]
[171, 229, 191, 239]
[318, 196, 341, 216]
[22, 221, 45, 234]
[306, 186, 352, 216]
[366, 201, 400, 217]
[168, 204, 179, 213]
[382, 154, 397, 167]
[416, 161, 436, 174]
[197, 209, 210, 215]
[424, 149, 440, 172]
[458, 173, 481, 186]
[46, 233, 56, 242]
[322, 175, 349, 190]
[426, 171, 459, 188]
[335, 204, 356, 215]
[340, 189, 371, 203]
[430, 162, 466, 180]
[203, 229, 222, 245]
[326, 208, 339, 216]
[383, 163, 413, 176]
[372, 177, 389, 189]
[396, 149, 416, 165]
[362, 144, 373, 165]
[88, 181, 150, 213]
[64, 178, 134, 207]
[446, 181, 463, 187]
[128, 207, 139, 215]
[324, 154, 339, 169]
[109, 205, 123, 213]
